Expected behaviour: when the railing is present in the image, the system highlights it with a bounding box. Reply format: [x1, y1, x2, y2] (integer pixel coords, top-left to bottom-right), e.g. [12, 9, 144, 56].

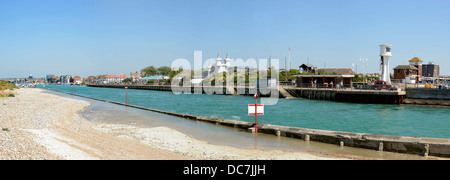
[405, 83, 450, 89]
[286, 83, 349, 89]
[281, 83, 402, 93]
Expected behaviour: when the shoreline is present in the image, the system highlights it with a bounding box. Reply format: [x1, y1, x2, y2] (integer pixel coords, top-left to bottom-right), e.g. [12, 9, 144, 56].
[1, 89, 347, 160]
[43, 86, 450, 158]
[0, 89, 190, 159]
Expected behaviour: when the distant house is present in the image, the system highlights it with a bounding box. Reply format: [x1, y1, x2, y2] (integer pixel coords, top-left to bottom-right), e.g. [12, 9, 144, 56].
[299, 64, 317, 74]
[46, 75, 58, 83]
[106, 75, 117, 84]
[130, 72, 144, 83]
[86, 76, 95, 83]
[105, 74, 126, 84]
[60, 75, 71, 84]
[73, 76, 82, 84]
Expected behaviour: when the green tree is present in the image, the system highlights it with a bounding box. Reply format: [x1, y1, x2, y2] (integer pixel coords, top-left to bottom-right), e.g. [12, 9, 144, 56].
[141, 66, 158, 76]
[158, 66, 171, 76]
[122, 78, 132, 83]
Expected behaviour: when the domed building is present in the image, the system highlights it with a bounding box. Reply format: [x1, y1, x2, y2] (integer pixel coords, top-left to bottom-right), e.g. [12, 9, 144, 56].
[393, 57, 440, 83]
[207, 54, 231, 77]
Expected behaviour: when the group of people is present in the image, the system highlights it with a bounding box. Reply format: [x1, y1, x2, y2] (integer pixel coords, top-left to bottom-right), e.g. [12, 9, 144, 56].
[310, 80, 344, 89]
[420, 80, 450, 89]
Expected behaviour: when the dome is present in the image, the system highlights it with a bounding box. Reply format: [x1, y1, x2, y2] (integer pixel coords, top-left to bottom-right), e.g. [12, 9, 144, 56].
[408, 57, 423, 62]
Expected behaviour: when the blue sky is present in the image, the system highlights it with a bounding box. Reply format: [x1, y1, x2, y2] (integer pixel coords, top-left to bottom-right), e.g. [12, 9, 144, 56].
[1, 0, 449, 78]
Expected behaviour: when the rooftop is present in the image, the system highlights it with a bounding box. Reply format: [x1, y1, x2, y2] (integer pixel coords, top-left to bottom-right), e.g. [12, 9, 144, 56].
[408, 57, 423, 62]
[393, 65, 418, 70]
[295, 74, 355, 78]
[318, 68, 353, 75]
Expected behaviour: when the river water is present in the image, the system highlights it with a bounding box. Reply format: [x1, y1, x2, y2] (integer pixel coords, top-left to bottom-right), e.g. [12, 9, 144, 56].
[39, 84, 450, 139]
[40, 87, 440, 159]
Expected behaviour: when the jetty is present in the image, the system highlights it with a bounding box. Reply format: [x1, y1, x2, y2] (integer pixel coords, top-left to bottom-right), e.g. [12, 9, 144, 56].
[86, 83, 450, 106]
[86, 84, 281, 97]
[283, 86, 406, 104]
[86, 83, 407, 104]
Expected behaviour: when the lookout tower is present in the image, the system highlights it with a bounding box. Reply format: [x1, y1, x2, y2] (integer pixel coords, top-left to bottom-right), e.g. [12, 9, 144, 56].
[380, 44, 392, 83]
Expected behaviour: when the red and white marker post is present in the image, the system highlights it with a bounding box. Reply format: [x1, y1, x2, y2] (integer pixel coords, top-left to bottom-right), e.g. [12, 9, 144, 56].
[125, 86, 128, 106]
[248, 94, 264, 133]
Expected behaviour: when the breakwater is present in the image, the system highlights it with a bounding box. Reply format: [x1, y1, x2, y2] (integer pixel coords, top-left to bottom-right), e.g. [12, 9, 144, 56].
[86, 84, 286, 98]
[87, 84, 407, 104]
[43, 87, 450, 157]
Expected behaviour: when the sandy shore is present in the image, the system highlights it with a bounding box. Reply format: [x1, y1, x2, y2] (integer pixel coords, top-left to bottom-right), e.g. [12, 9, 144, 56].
[0, 88, 345, 160]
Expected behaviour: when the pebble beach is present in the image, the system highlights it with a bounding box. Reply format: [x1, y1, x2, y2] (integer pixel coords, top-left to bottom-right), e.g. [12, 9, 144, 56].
[0, 88, 344, 160]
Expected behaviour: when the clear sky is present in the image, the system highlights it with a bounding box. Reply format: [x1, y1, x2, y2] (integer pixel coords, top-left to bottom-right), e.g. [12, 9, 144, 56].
[1, 0, 449, 78]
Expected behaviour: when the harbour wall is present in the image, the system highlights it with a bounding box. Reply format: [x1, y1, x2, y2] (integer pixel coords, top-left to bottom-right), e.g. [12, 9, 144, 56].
[406, 88, 450, 100]
[87, 84, 406, 104]
[404, 88, 450, 106]
[86, 84, 284, 98]
[47, 88, 450, 157]
[287, 88, 406, 104]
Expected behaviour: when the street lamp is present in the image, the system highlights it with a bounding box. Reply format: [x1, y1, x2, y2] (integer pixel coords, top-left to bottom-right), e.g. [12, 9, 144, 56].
[359, 58, 368, 82]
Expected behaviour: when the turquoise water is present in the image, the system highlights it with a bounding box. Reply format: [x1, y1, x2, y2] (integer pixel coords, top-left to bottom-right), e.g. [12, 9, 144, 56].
[39, 84, 450, 139]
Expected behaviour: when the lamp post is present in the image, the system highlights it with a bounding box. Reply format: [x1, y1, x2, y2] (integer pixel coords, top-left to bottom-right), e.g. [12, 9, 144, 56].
[359, 58, 368, 82]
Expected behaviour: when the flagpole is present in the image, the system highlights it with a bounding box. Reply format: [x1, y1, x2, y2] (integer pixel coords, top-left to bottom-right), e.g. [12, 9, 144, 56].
[288, 47, 291, 71]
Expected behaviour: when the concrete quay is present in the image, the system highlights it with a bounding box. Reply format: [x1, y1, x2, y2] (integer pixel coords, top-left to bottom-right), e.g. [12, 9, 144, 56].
[86, 84, 407, 104]
[86, 84, 281, 97]
[285, 87, 406, 104]
[404, 88, 450, 106]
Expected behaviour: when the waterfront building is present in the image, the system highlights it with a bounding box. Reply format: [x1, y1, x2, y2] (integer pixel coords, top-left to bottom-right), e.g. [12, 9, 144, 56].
[295, 74, 354, 88]
[422, 62, 440, 77]
[207, 54, 231, 78]
[317, 68, 353, 75]
[106, 74, 127, 84]
[299, 64, 317, 74]
[130, 72, 144, 83]
[393, 65, 419, 83]
[392, 57, 440, 83]
[73, 76, 82, 84]
[94, 75, 108, 84]
[59, 75, 72, 84]
[106, 74, 117, 83]
[46, 75, 59, 83]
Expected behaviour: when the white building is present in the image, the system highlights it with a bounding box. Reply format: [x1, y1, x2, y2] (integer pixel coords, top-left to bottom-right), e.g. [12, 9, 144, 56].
[207, 53, 231, 77]
[380, 44, 392, 83]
